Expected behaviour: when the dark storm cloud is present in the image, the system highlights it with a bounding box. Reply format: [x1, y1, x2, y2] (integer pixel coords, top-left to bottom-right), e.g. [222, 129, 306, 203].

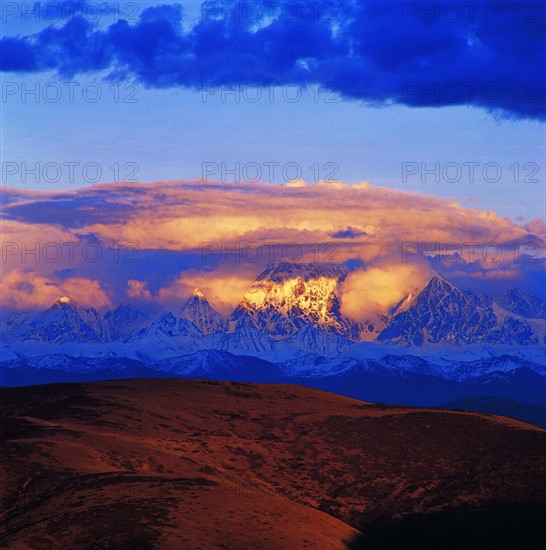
[1, 0, 544, 118]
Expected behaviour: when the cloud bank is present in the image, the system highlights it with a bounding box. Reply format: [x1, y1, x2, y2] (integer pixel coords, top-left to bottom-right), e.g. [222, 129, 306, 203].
[1, 179, 544, 320]
[1, 0, 545, 119]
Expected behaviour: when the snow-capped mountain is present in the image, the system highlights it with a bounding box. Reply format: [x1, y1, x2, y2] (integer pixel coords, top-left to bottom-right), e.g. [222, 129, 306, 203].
[230, 262, 360, 341]
[19, 297, 105, 344]
[180, 288, 228, 335]
[378, 275, 543, 346]
[357, 314, 390, 341]
[2, 300, 154, 345]
[207, 321, 274, 354]
[1, 266, 544, 353]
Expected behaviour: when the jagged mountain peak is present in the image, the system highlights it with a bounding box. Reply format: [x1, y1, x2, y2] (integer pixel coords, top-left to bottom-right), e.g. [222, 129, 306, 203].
[127, 311, 202, 348]
[424, 272, 459, 292]
[378, 274, 482, 346]
[158, 311, 176, 322]
[391, 273, 455, 316]
[378, 273, 542, 347]
[191, 288, 205, 299]
[417, 272, 460, 298]
[26, 296, 104, 344]
[232, 261, 358, 341]
[181, 290, 227, 336]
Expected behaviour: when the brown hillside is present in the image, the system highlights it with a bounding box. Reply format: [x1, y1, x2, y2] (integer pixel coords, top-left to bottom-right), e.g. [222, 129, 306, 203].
[1, 379, 546, 549]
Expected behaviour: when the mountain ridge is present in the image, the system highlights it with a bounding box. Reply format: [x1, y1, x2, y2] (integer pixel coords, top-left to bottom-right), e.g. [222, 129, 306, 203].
[2, 264, 545, 350]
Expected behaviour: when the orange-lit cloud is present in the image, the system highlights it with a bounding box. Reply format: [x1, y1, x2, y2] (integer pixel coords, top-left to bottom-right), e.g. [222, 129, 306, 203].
[158, 270, 255, 315]
[3, 181, 531, 256]
[340, 263, 431, 324]
[0, 269, 111, 311]
[524, 218, 546, 239]
[1, 180, 543, 314]
[126, 280, 152, 301]
[24, 180, 524, 259]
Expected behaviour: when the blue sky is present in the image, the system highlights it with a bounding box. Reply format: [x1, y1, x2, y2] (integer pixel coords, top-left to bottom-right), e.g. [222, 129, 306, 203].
[2, 74, 545, 221]
[1, 0, 544, 220]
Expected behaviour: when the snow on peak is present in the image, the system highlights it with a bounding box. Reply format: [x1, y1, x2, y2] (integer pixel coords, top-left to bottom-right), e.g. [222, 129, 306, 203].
[192, 288, 205, 299]
[54, 296, 74, 306]
[232, 262, 359, 340]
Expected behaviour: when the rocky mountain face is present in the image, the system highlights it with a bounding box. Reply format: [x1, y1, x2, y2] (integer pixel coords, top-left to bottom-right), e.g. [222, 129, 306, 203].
[2, 265, 545, 351]
[378, 275, 545, 347]
[180, 288, 228, 335]
[20, 297, 105, 344]
[127, 312, 202, 353]
[494, 288, 546, 319]
[103, 304, 154, 341]
[231, 262, 360, 340]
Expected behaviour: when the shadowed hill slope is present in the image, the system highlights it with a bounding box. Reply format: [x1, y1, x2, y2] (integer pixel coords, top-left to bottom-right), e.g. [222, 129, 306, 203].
[1, 379, 546, 549]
